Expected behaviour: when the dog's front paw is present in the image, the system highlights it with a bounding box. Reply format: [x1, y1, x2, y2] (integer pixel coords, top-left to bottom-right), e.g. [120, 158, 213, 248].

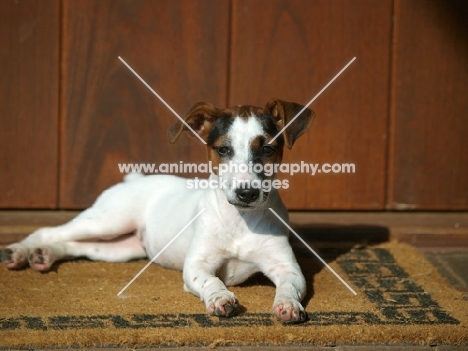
[273, 298, 307, 323]
[1, 245, 28, 269]
[206, 290, 239, 317]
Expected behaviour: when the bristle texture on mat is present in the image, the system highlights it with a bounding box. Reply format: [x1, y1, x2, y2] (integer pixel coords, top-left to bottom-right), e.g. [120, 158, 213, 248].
[1, 241, 467, 347]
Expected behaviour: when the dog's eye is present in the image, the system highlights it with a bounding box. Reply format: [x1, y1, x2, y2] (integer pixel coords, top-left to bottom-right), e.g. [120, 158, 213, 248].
[217, 146, 232, 157]
[262, 146, 276, 157]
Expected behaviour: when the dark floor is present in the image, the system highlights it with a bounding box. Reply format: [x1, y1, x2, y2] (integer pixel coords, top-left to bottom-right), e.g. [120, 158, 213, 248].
[424, 249, 468, 300]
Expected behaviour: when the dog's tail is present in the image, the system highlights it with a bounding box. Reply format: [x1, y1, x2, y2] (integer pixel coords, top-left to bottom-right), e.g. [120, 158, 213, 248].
[123, 172, 145, 182]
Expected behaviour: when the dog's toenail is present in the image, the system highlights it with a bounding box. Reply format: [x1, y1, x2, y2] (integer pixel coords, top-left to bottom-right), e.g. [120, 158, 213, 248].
[35, 248, 42, 254]
[36, 256, 44, 264]
[5, 249, 13, 254]
[29, 254, 34, 261]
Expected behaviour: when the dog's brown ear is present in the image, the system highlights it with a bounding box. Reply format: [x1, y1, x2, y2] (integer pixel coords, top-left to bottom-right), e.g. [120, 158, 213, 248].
[264, 98, 315, 149]
[168, 102, 224, 144]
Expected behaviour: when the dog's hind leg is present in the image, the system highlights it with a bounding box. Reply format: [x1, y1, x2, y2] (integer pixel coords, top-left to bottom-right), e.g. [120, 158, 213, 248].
[2, 181, 147, 270]
[25, 233, 147, 272]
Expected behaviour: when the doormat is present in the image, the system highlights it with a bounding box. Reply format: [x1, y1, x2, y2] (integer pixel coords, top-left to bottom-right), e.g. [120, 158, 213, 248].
[1, 241, 467, 348]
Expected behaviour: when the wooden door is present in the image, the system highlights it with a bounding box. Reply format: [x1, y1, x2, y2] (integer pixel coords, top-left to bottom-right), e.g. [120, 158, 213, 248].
[0, 0, 59, 208]
[1, 0, 467, 211]
[389, 0, 468, 209]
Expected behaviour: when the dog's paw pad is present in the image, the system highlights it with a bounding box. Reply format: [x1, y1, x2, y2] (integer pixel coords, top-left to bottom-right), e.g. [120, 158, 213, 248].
[273, 299, 307, 323]
[1, 246, 28, 269]
[28, 247, 53, 272]
[206, 291, 239, 317]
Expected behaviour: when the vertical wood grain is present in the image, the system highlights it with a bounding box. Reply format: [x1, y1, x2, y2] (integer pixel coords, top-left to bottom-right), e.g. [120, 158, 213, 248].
[60, 0, 230, 208]
[230, 0, 393, 209]
[389, 0, 468, 209]
[0, 0, 59, 208]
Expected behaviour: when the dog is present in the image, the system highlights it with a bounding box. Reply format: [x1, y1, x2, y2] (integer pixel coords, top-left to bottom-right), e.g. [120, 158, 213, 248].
[1, 98, 314, 323]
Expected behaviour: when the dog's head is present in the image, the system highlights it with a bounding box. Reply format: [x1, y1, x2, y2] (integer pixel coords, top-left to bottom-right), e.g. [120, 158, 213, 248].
[168, 99, 315, 209]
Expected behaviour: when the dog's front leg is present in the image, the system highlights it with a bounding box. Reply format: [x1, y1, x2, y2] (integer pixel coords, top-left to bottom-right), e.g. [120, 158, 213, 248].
[183, 258, 239, 317]
[261, 257, 307, 323]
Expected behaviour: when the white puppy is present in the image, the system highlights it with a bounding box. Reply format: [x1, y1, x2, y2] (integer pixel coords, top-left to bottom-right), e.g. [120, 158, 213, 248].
[2, 99, 314, 323]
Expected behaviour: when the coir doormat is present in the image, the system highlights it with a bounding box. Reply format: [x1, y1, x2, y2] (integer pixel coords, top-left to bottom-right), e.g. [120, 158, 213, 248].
[1, 241, 467, 348]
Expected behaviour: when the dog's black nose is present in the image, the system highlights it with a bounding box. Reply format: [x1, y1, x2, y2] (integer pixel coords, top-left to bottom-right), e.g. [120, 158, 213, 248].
[236, 188, 260, 204]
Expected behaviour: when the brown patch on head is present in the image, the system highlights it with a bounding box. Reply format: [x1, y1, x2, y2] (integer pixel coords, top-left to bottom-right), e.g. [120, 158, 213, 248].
[206, 133, 231, 175]
[255, 114, 285, 179]
[250, 132, 283, 181]
[264, 143, 283, 176]
[250, 135, 265, 154]
[227, 105, 264, 119]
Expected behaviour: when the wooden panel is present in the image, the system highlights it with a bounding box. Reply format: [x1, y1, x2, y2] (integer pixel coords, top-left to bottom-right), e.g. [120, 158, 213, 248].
[230, 0, 393, 209]
[389, 0, 468, 210]
[0, 0, 59, 208]
[61, 0, 229, 208]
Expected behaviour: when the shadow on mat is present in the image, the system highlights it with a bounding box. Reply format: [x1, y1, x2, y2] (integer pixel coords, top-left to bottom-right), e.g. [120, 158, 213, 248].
[240, 224, 389, 308]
